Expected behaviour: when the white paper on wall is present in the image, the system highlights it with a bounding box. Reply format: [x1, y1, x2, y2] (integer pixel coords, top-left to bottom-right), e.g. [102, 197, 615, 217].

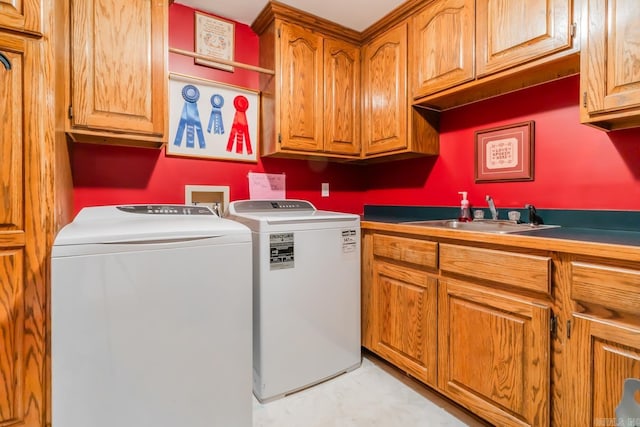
[248, 172, 286, 200]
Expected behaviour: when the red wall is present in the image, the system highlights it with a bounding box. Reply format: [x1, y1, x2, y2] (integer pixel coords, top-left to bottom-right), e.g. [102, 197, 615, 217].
[72, 4, 640, 216]
[365, 75, 640, 211]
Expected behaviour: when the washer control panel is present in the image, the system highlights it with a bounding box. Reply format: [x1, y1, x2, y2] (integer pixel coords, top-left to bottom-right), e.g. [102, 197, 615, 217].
[116, 205, 214, 215]
[230, 200, 315, 213]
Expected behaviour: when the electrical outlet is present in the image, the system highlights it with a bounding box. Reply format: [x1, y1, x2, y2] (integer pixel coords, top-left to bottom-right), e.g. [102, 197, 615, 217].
[321, 183, 329, 197]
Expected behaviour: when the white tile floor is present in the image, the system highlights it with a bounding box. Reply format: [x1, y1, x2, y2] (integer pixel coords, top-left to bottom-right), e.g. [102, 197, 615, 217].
[253, 352, 489, 427]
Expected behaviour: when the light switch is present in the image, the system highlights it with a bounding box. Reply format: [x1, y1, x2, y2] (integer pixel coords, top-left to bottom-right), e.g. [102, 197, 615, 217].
[321, 183, 329, 197]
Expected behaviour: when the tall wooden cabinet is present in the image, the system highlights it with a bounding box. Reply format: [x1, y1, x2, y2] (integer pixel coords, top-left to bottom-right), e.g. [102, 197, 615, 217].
[1, 1, 72, 426]
[67, 0, 167, 147]
[580, 0, 640, 130]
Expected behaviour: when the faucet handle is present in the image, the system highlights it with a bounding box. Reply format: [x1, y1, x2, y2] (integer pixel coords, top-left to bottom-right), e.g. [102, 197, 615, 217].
[525, 204, 543, 225]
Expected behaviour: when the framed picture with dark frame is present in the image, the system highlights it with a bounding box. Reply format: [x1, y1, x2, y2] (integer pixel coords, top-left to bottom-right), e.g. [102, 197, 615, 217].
[475, 121, 535, 183]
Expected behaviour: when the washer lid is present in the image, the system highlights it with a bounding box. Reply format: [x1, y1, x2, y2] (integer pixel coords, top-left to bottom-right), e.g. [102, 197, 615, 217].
[227, 199, 360, 231]
[54, 205, 251, 246]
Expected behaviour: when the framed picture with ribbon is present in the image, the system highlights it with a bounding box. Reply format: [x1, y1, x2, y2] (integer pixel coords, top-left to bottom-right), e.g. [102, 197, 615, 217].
[168, 73, 259, 162]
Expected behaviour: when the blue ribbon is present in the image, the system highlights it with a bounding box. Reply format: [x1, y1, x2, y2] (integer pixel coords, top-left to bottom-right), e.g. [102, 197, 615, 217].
[174, 85, 206, 149]
[207, 94, 225, 134]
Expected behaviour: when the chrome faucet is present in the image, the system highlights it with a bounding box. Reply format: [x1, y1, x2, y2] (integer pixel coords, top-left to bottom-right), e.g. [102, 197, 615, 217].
[486, 195, 498, 220]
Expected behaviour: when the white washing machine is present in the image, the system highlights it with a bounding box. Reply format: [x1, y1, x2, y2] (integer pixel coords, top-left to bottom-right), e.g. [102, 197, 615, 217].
[51, 205, 253, 427]
[227, 199, 361, 402]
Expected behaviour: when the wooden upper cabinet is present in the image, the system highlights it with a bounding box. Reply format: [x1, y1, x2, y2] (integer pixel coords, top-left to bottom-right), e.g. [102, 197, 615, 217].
[258, 19, 360, 158]
[476, 0, 573, 77]
[68, 0, 167, 147]
[0, 0, 41, 35]
[411, 0, 475, 99]
[362, 23, 408, 156]
[324, 38, 360, 155]
[279, 22, 324, 152]
[580, 0, 640, 130]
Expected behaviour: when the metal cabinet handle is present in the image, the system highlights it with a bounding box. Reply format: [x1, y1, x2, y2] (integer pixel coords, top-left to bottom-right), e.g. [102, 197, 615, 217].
[0, 53, 11, 70]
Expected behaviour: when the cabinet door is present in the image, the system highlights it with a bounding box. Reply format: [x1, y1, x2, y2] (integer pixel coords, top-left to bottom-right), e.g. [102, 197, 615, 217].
[581, 0, 640, 117]
[323, 37, 360, 155]
[0, 0, 40, 35]
[571, 315, 640, 427]
[362, 23, 407, 155]
[438, 278, 550, 427]
[476, 0, 573, 77]
[411, 0, 474, 99]
[0, 35, 45, 427]
[279, 22, 323, 152]
[70, 0, 166, 138]
[372, 259, 437, 387]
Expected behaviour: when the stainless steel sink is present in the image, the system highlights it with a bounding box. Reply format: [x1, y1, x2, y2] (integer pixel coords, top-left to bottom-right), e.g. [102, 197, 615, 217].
[400, 219, 560, 234]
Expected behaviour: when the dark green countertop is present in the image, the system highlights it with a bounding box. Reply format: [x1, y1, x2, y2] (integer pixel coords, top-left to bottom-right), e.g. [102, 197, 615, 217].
[363, 205, 640, 247]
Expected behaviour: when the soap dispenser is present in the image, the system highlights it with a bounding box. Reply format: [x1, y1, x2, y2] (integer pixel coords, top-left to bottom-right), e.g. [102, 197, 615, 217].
[458, 191, 472, 222]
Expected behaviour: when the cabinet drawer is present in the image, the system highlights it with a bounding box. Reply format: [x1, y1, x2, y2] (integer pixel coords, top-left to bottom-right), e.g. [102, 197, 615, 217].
[373, 234, 438, 269]
[571, 262, 640, 315]
[440, 244, 551, 294]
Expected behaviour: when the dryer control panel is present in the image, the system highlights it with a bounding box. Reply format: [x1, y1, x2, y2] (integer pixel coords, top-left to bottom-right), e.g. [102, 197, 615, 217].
[116, 205, 214, 215]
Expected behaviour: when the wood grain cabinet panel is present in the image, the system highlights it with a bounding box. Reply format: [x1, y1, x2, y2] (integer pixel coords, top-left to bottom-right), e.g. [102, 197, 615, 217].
[373, 260, 438, 387]
[438, 278, 550, 427]
[411, 0, 475, 99]
[0, 37, 28, 427]
[372, 234, 438, 269]
[279, 22, 323, 152]
[440, 243, 551, 294]
[323, 38, 360, 155]
[0, 46, 23, 231]
[68, 0, 167, 147]
[476, 0, 572, 77]
[0, 0, 41, 35]
[571, 315, 640, 427]
[580, 0, 640, 130]
[362, 23, 407, 156]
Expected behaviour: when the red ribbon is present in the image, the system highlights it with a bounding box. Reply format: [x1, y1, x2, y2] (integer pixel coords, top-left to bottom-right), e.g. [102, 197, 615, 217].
[226, 96, 252, 155]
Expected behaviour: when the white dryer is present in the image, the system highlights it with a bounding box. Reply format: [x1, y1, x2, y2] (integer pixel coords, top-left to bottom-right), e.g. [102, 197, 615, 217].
[51, 205, 252, 427]
[227, 199, 361, 402]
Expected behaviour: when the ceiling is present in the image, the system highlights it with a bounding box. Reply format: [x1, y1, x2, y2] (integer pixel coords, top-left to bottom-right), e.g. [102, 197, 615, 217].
[176, 0, 406, 32]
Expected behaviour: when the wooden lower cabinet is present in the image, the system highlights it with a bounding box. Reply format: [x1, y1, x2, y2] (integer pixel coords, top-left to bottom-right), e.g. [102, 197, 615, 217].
[362, 232, 439, 386]
[372, 260, 437, 386]
[568, 259, 640, 426]
[571, 315, 640, 427]
[438, 278, 550, 427]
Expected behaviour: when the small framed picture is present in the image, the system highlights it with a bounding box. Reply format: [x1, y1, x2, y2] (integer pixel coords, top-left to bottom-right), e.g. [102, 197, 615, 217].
[194, 11, 235, 72]
[475, 121, 535, 183]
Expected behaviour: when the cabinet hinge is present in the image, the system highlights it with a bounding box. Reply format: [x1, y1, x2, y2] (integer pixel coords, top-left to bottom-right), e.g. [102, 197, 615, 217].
[278, 133, 282, 143]
[277, 28, 281, 38]
[68, 105, 73, 119]
[583, 91, 588, 108]
[571, 22, 577, 38]
[567, 319, 572, 339]
[550, 313, 557, 338]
